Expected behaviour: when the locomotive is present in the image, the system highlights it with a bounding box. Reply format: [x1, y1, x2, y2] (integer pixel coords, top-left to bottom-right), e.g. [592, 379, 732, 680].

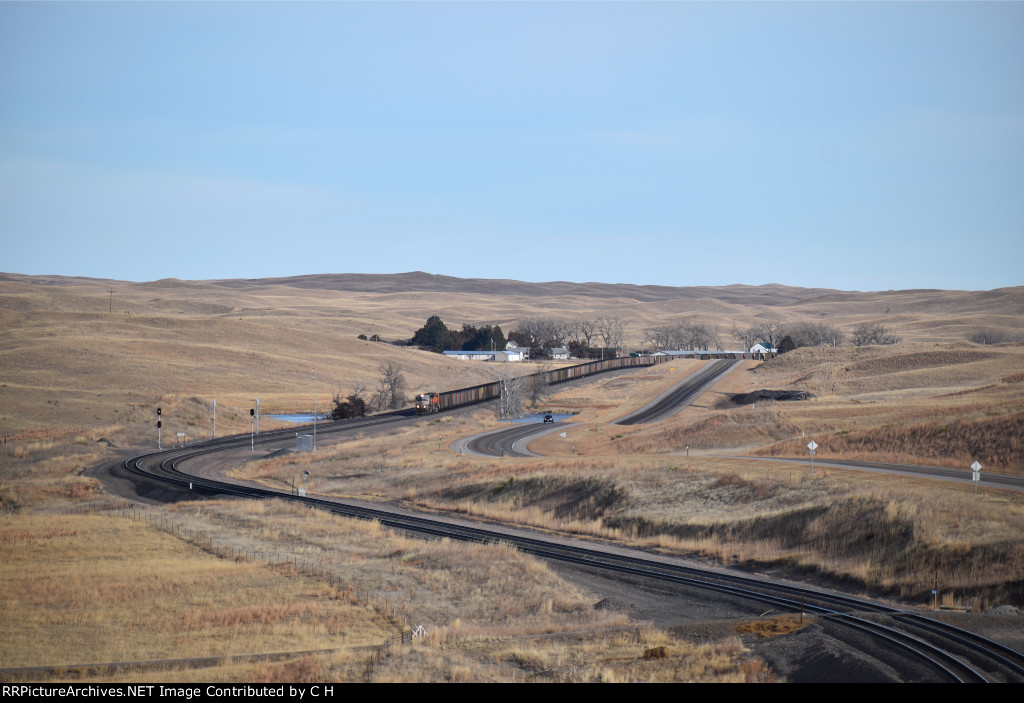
[414, 392, 440, 414]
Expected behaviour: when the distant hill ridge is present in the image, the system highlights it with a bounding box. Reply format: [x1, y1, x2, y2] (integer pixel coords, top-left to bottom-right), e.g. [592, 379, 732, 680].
[1, 272, 1021, 313]
[211, 271, 841, 305]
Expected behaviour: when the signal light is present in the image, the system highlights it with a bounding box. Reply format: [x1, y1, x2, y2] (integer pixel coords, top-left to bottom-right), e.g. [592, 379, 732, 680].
[157, 421, 162, 429]
[157, 407, 162, 416]
[250, 408, 255, 417]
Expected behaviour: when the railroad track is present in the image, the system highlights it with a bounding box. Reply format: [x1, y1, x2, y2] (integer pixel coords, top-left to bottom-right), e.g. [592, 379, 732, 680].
[119, 359, 1023, 683]
[123, 422, 1024, 683]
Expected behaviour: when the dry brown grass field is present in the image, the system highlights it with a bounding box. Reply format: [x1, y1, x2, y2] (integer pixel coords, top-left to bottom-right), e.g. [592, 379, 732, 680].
[2, 503, 767, 682]
[2, 272, 1022, 681]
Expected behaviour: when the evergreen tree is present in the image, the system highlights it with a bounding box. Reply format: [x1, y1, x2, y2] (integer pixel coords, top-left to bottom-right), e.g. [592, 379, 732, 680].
[411, 315, 451, 351]
[465, 324, 507, 352]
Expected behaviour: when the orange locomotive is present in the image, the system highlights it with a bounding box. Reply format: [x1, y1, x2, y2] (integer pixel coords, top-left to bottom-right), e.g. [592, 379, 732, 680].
[414, 392, 441, 414]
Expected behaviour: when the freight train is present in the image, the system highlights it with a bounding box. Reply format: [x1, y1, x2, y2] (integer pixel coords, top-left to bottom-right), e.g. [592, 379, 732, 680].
[414, 355, 661, 414]
[411, 350, 773, 414]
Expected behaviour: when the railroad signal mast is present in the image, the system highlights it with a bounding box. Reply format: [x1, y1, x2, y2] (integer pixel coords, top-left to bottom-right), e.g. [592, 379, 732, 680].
[156, 407, 162, 449]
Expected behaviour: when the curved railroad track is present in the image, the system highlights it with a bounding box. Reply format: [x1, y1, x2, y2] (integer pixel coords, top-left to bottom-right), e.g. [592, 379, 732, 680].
[121, 416, 1024, 683]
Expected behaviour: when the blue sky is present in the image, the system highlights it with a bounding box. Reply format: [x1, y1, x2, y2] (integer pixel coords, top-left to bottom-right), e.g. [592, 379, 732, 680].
[2, 1, 1022, 291]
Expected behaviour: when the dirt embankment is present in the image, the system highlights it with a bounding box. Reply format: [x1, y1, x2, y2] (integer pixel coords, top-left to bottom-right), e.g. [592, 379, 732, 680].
[758, 410, 1024, 475]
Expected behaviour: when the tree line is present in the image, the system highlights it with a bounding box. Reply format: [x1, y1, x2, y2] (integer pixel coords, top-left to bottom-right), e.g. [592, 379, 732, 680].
[732, 319, 901, 351]
[410, 313, 905, 359]
[411, 315, 507, 354]
[409, 314, 628, 360]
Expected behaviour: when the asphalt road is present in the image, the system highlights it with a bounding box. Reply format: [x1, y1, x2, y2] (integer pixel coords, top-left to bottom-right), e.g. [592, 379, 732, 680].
[722, 455, 1024, 493]
[615, 358, 741, 425]
[457, 359, 742, 458]
[453, 422, 566, 458]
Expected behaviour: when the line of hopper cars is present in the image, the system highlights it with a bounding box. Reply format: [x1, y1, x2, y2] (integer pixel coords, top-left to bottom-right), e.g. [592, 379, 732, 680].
[413, 350, 774, 414]
[415, 355, 659, 414]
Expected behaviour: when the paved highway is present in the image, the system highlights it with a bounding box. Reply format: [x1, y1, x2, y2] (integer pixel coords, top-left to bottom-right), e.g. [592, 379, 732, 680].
[454, 422, 566, 458]
[458, 359, 742, 458]
[722, 455, 1024, 493]
[615, 358, 741, 425]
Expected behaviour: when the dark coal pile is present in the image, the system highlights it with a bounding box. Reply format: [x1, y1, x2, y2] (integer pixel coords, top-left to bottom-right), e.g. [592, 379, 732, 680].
[730, 389, 815, 405]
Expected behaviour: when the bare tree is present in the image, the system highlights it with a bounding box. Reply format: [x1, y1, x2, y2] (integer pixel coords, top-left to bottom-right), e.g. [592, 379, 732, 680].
[574, 317, 598, 349]
[755, 320, 786, 348]
[643, 324, 672, 350]
[733, 324, 762, 350]
[682, 321, 714, 350]
[497, 363, 524, 419]
[512, 317, 557, 356]
[597, 315, 626, 352]
[548, 318, 572, 347]
[373, 361, 408, 410]
[785, 321, 846, 348]
[349, 381, 367, 402]
[644, 321, 716, 351]
[710, 324, 723, 351]
[968, 329, 1020, 345]
[851, 322, 901, 347]
[526, 362, 552, 408]
[731, 320, 787, 350]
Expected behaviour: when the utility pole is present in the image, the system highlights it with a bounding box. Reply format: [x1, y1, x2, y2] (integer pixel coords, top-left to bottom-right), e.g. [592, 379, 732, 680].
[107, 289, 116, 313]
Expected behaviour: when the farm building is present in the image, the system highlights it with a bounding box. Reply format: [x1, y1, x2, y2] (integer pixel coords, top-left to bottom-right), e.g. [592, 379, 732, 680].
[493, 350, 525, 362]
[442, 349, 525, 362]
[442, 350, 496, 361]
